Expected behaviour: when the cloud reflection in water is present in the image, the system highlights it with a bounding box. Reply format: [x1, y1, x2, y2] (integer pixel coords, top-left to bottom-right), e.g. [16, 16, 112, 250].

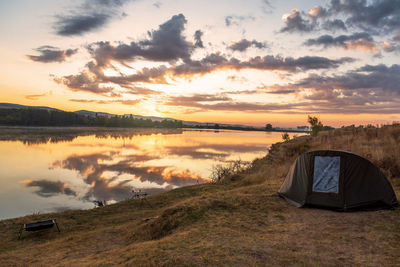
[16, 129, 273, 207]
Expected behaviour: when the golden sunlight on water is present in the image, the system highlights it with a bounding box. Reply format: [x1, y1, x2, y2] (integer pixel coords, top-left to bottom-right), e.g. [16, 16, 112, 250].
[0, 128, 287, 219]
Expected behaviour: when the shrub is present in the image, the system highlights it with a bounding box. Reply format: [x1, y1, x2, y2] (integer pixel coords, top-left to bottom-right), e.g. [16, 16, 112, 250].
[282, 132, 290, 142]
[210, 160, 251, 183]
[308, 115, 324, 136]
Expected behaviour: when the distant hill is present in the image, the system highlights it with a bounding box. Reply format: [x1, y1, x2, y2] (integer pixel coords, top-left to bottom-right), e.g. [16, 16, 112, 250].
[0, 103, 62, 112]
[0, 103, 175, 122]
[0, 102, 251, 128]
[0, 102, 309, 132]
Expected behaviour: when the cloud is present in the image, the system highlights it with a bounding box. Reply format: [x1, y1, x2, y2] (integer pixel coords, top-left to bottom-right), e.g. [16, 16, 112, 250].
[194, 30, 204, 48]
[280, 6, 333, 33]
[228, 39, 267, 52]
[88, 13, 191, 65]
[226, 75, 248, 83]
[281, 0, 400, 35]
[322, 19, 347, 31]
[381, 42, 400, 53]
[22, 179, 77, 198]
[239, 54, 354, 72]
[54, 0, 132, 36]
[171, 54, 354, 78]
[153, 1, 162, 8]
[280, 8, 315, 32]
[25, 93, 48, 100]
[164, 91, 400, 115]
[328, 0, 400, 33]
[162, 64, 400, 114]
[287, 64, 400, 113]
[394, 31, 400, 42]
[164, 94, 310, 113]
[224, 89, 259, 95]
[304, 32, 377, 51]
[248, 55, 354, 72]
[167, 100, 304, 113]
[261, 0, 274, 14]
[55, 14, 111, 36]
[123, 86, 161, 95]
[103, 65, 169, 85]
[225, 15, 255, 27]
[165, 94, 231, 103]
[69, 99, 141, 105]
[298, 64, 400, 94]
[27, 46, 78, 63]
[308, 5, 328, 20]
[256, 84, 296, 94]
[63, 83, 159, 98]
[55, 64, 169, 95]
[57, 50, 354, 96]
[58, 12, 193, 94]
[54, 70, 119, 96]
[54, 13, 354, 98]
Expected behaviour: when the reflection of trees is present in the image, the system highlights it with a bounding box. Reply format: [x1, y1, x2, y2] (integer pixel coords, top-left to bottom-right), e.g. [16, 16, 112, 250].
[0, 127, 182, 145]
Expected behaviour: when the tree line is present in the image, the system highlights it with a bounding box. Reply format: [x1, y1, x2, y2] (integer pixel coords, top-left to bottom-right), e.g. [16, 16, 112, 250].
[0, 108, 183, 128]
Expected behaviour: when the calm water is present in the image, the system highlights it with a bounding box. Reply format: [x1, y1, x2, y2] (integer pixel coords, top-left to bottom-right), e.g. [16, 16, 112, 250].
[0, 128, 285, 220]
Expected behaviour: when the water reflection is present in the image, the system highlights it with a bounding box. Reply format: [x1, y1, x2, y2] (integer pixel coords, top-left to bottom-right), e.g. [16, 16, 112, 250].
[51, 151, 206, 202]
[22, 180, 77, 198]
[0, 128, 285, 219]
[0, 127, 182, 145]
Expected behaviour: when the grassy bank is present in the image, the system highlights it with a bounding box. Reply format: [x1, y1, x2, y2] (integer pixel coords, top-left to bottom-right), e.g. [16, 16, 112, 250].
[0, 125, 399, 266]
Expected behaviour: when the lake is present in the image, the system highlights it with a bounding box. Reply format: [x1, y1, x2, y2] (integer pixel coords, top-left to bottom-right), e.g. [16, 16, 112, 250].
[0, 127, 286, 220]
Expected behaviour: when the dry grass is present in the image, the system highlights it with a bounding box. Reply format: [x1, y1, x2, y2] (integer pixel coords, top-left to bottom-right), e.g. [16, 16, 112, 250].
[0, 125, 399, 266]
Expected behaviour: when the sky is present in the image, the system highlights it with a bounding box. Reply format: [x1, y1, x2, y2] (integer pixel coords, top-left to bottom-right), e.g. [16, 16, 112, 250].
[0, 0, 399, 127]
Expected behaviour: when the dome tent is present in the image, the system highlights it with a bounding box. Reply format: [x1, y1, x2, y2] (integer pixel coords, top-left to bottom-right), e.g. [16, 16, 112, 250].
[279, 150, 398, 210]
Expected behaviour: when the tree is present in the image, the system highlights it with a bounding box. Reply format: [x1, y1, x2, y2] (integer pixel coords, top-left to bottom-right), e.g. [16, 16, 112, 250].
[308, 115, 324, 136]
[265, 123, 273, 131]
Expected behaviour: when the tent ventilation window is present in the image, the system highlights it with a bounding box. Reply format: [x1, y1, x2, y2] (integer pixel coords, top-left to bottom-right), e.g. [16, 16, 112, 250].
[313, 156, 340, 193]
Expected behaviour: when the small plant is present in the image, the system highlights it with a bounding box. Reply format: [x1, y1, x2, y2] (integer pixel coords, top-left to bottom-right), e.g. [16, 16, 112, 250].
[282, 132, 290, 142]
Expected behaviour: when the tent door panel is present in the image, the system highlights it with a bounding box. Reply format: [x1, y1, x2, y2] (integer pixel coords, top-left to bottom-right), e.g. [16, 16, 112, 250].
[312, 156, 340, 193]
[306, 154, 344, 208]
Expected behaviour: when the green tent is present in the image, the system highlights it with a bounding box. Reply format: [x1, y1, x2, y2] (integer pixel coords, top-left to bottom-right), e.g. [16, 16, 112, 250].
[279, 150, 398, 210]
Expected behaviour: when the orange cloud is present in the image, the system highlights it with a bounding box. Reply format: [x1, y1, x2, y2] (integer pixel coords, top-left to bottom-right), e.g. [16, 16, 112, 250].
[346, 40, 377, 51]
[25, 93, 48, 100]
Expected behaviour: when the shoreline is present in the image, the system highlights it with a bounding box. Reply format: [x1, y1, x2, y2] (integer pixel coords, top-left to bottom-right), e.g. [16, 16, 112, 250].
[0, 125, 310, 133]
